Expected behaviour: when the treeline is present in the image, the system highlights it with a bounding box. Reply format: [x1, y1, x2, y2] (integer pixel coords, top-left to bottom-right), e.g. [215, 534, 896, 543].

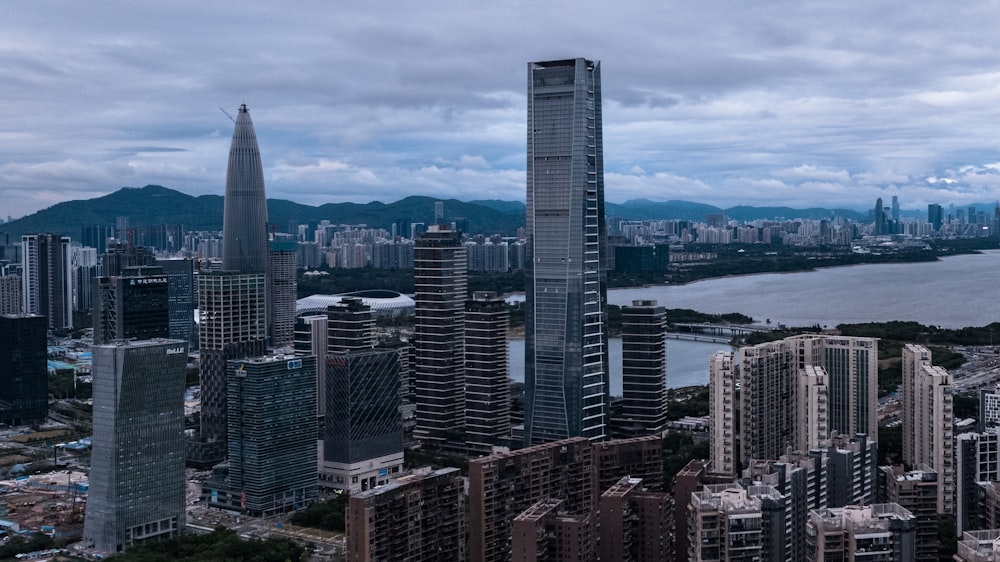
[106, 528, 307, 562]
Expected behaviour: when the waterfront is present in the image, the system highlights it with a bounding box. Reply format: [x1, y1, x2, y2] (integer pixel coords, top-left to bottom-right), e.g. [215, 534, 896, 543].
[508, 338, 728, 393]
[608, 249, 1000, 329]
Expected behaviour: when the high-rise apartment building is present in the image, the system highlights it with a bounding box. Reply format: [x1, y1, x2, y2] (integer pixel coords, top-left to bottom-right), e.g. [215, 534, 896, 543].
[524, 58, 610, 445]
[805, 504, 917, 561]
[412, 225, 467, 445]
[956, 430, 1000, 534]
[618, 300, 667, 436]
[687, 483, 786, 562]
[511, 500, 593, 562]
[93, 268, 169, 345]
[213, 354, 317, 516]
[346, 467, 464, 562]
[901, 344, 954, 514]
[84, 339, 188, 553]
[469, 437, 596, 562]
[597, 476, 672, 562]
[878, 465, 940, 562]
[0, 314, 48, 425]
[464, 291, 510, 453]
[711, 335, 877, 472]
[21, 233, 72, 331]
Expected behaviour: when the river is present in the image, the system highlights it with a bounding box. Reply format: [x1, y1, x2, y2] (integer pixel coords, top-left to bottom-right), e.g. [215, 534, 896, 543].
[508, 249, 1000, 392]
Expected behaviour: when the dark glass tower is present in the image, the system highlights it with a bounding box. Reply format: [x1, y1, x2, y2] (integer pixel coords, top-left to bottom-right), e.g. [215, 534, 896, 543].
[524, 58, 610, 445]
[222, 104, 269, 274]
[0, 314, 48, 425]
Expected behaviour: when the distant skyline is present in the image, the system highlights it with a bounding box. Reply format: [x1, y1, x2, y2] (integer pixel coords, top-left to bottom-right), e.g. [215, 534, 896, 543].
[4, 2, 1000, 219]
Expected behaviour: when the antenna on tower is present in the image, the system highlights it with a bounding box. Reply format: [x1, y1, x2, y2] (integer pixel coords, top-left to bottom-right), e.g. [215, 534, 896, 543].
[219, 107, 236, 123]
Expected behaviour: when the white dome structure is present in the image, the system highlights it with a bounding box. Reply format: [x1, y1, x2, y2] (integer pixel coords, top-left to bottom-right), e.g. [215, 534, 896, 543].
[296, 290, 415, 317]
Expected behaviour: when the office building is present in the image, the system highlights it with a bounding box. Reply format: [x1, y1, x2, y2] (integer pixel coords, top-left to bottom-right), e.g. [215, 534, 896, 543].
[928, 203, 944, 231]
[412, 225, 467, 445]
[323, 348, 403, 493]
[222, 104, 269, 275]
[469, 437, 595, 562]
[464, 291, 510, 453]
[346, 467, 464, 562]
[84, 339, 188, 553]
[598, 476, 672, 562]
[878, 465, 939, 562]
[101, 242, 157, 278]
[21, 233, 72, 330]
[192, 271, 267, 466]
[208, 354, 317, 516]
[0, 274, 20, 314]
[0, 314, 48, 425]
[267, 239, 297, 346]
[327, 297, 376, 352]
[901, 344, 955, 514]
[93, 268, 169, 345]
[957, 430, 1000, 533]
[524, 58, 610, 445]
[156, 258, 196, 346]
[618, 300, 667, 436]
[81, 224, 115, 255]
[805, 504, 916, 562]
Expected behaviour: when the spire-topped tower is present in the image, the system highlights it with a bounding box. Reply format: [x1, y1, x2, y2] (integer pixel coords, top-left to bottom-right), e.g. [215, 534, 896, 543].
[222, 104, 269, 274]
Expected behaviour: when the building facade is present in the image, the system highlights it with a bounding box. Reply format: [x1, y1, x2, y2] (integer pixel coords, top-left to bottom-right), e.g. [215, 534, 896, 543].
[219, 354, 318, 516]
[901, 344, 955, 514]
[21, 233, 72, 331]
[222, 104, 270, 276]
[84, 339, 188, 553]
[464, 291, 510, 453]
[412, 226, 467, 445]
[618, 300, 667, 436]
[0, 314, 48, 425]
[267, 239, 297, 346]
[93, 268, 169, 344]
[524, 58, 610, 445]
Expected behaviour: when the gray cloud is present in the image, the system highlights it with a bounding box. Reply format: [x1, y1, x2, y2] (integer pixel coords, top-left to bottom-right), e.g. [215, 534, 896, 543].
[3, 1, 1000, 220]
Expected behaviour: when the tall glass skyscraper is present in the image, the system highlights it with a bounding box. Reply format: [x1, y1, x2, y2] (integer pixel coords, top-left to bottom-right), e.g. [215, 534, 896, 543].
[524, 58, 610, 445]
[222, 104, 269, 275]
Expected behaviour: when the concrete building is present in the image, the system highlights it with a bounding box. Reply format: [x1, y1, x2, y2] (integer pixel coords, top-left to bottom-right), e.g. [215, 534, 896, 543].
[267, 239, 297, 346]
[21, 233, 72, 331]
[412, 225, 467, 446]
[469, 437, 595, 562]
[710, 351, 738, 477]
[805, 504, 916, 562]
[594, 435, 665, 493]
[464, 291, 510, 453]
[901, 344, 955, 514]
[0, 314, 48, 426]
[618, 300, 667, 436]
[84, 339, 188, 553]
[958, 430, 1000, 534]
[511, 499, 593, 562]
[687, 483, 786, 562]
[346, 467, 464, 562]
[192, 270, 267, 466]
[878, 465, 940, 562]
[598, 477, 672, 562]
[524, 58, 611, 445]
[955, 529, 1000, 562]
[821, 433, 877, 508]
[0, 274, 22, 314]
[205, 354, 317, 516]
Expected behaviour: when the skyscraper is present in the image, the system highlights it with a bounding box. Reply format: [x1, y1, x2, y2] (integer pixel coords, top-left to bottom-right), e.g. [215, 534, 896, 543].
[524, 58, 610, 445]
[191, 104, 270, 466]
[619, 300, 668, 436]
[21, 233, 73, 331]
[222, 104, 269, 275]
[84, 339, 188, 553]
[464, 291, 510, 453]
[0, 314, 48, 425]
[267, 238, 297, 346]
[93, 268, 169, 345]
[412, 225, 467, 446]
[901, 344, 954, 514]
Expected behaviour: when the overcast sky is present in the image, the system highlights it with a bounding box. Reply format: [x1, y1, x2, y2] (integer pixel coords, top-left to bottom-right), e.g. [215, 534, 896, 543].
[4, 1, 1000, 220]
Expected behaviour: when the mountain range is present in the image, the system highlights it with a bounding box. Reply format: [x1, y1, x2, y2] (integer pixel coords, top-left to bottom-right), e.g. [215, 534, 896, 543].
[0, 185, 874, 240]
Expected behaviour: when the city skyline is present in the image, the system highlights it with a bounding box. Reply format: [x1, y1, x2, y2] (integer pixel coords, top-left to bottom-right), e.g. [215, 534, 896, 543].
[5, 3, 1000, 219]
